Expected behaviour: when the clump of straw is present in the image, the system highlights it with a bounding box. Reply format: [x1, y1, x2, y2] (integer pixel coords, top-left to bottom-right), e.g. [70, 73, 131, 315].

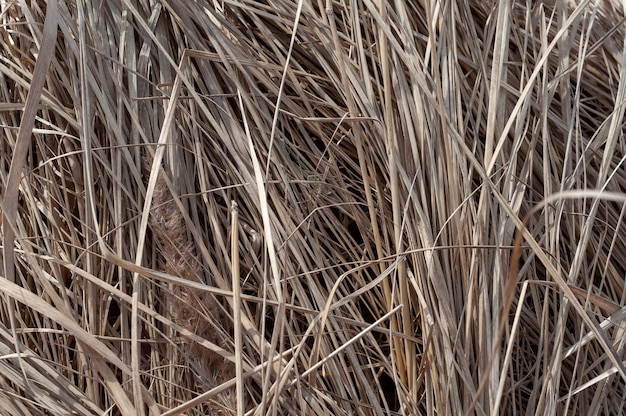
[2, 0, 626, 415]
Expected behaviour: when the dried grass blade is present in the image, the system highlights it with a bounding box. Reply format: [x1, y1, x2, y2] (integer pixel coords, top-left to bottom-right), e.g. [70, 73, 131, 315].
[130, 56, 185, 416]
[0, 274, 137, 414]
[0, 0, 58, 397]
[1, 1, 58, 271]
[300, 305, 402, 381]
[231, 201, 244, 416]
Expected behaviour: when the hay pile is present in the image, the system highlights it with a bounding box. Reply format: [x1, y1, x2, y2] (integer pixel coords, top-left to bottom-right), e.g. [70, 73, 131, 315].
[2, 0, 626, 414]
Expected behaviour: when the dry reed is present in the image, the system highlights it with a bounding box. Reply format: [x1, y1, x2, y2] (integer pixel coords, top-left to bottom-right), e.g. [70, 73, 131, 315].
[1, 0, 626, 415]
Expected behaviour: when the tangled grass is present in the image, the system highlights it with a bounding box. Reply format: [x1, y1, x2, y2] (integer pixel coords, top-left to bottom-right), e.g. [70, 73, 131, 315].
[2, 0, 626, 414]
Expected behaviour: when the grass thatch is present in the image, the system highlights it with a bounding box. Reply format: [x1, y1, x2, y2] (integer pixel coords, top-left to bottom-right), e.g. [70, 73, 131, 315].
[2, 0, 626, 414]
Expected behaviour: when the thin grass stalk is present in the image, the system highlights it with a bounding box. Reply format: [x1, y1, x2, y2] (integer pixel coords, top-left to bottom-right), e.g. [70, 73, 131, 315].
[230, 201, 244, 415]
[1, 0, 58, 404]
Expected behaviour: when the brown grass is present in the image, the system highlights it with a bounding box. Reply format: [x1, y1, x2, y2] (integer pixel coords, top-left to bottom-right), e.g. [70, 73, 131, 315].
[2, 0, 626, 415]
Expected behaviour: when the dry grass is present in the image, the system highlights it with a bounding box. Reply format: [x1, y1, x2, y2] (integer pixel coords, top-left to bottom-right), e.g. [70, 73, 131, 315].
[2, 0, 626, 415]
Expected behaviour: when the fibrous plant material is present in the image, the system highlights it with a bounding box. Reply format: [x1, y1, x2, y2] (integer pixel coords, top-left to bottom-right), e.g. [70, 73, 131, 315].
[148, 158, 236, 414]
[1, 0, 626, 415]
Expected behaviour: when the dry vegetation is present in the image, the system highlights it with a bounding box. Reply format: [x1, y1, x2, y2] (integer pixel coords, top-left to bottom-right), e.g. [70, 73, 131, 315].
[2, 0, 626, 415]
